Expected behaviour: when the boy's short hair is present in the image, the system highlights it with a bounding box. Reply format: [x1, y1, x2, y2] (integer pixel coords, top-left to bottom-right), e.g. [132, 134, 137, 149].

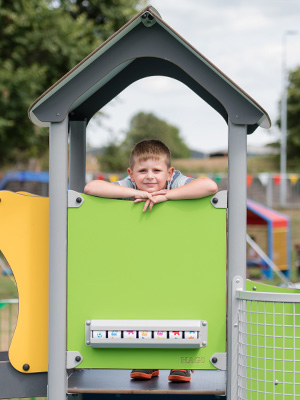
[129, 139, 171, 169]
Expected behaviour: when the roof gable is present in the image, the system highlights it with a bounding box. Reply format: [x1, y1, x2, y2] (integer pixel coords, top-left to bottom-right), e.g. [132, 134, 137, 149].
[29, 5, 270, 133]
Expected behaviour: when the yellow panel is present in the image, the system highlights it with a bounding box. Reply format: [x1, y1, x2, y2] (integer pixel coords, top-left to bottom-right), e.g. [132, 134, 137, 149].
[247, 226, 268, 254]
[273, 228, 288, 270]
[0, 191, 49, 373]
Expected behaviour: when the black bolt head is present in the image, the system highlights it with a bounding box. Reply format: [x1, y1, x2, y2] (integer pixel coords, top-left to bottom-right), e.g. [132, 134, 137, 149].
[76, 197, 82, 204]
[23, 364, 30, 371]
[211, 357, 218, 364]
[75, 356, 81, 362]
[142, 13, 147, 19]
[212, 197, 218, 204]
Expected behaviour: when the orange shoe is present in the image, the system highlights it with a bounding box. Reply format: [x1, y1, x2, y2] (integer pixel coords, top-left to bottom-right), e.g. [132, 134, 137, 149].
[168, 369, 191, 382]
[130, 369, 159, 379]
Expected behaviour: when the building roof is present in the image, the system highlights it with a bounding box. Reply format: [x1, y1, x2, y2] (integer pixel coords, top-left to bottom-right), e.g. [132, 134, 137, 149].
[247, 199, 290, 228]
[28, 5, 271, 133]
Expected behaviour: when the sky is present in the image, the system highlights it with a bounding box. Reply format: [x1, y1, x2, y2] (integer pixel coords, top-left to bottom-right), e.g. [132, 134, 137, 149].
[87, 0, 300, 153]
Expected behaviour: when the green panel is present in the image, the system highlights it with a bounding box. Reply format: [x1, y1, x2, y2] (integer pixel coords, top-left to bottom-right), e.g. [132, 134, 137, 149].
[68, 195, 226, 369]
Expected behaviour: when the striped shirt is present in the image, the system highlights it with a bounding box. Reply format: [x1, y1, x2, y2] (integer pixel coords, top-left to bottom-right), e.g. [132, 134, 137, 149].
[113, 170, 193, 191]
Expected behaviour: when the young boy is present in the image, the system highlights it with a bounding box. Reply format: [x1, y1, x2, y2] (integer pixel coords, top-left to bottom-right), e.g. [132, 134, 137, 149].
[84, 139, 218, 382]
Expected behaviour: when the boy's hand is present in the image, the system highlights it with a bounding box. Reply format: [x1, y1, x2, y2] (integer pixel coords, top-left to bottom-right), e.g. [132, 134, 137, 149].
[150, 190, 169, 205]
[133, 191, 153, 212]
[134, 190, 169, 212]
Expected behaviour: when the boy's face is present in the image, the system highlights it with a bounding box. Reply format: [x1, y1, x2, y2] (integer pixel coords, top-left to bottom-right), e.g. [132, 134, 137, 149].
[128, 156, 174, 193]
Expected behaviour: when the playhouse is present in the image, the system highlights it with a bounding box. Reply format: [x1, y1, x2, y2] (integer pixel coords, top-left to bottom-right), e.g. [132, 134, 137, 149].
[1, 5, 300, 400]
[247, 199, 291, 278]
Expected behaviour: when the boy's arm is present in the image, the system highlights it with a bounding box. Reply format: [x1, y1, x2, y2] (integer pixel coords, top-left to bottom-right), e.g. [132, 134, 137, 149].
[165, 177, 218, 201]
[84, 180, 151, 200]
[134, 177, 218, 211]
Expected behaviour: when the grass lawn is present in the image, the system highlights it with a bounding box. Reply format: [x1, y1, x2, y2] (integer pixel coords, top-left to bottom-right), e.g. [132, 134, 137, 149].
[0, 273, 18, 299]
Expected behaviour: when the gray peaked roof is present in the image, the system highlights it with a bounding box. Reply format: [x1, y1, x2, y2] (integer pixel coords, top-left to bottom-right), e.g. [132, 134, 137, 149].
[28, 5, 271, 133]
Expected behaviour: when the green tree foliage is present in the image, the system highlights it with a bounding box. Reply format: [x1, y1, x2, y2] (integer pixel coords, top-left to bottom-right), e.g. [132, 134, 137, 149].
[100, 112, 191, 172]
[286, 66, 300, 163]
[277, 65, 300, 169]
[60, 0, 145, 41]
[0, 0, 143, 167]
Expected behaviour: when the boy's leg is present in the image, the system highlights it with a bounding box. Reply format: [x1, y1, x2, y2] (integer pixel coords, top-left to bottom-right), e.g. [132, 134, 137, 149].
[130, 370, 159, 379]
[168, 369, 191, 382]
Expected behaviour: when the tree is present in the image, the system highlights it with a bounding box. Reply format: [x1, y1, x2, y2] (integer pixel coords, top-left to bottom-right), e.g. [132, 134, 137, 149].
[286, 66, 300, 163]
[100, 112, 191, 171]
[0, 0, 144, 167]
[277, 65, 300, 168]
[60, 0, 145, 42]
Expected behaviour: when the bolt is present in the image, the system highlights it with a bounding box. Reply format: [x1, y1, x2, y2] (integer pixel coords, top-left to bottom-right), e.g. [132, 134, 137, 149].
[56, 113, 60, 116]
[148, 14, 154, 20]
[274, 380, 279, 385]
[23, 364, 30, 371]
[236, 279, 240, 283]
[202, 321, 207, 326]
[86, 341, 90, 345]
[234, 323, 238, 328]
[202, 341, 207, 347]
[75, 356, 81, 362]
[212, 197, 218, 204]
[142, 12, 147, 19]
[211, 357, 218, 364]
[76, 197, 82, 204]
[253, 286, 257, 291]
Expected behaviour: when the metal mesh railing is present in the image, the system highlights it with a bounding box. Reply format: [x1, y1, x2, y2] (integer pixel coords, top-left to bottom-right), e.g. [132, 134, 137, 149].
[237, 291, 300, 400]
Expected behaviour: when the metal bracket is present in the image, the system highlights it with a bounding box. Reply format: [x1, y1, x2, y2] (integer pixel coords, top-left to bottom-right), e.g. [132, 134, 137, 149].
[66, 351, 83, 369]
[210, 190, 227, 209]
[141, 11, 156, 27]
[210, 352, 227, 370]
[68, 190, 84, 208]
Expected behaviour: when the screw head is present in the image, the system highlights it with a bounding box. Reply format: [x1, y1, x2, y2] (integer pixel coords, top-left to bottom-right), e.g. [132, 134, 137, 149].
[76, 197, 82, 204]
[202, 321, 207, 326]
[212, 197, 218, 204]
[56, 113, 60, 116]
[75, 356, 81, 362]
[202, 341, 207, 347]
[211, 357, 218, 364]
[253, 286, 257, 291]
[274, 380, 279, 385]
[236, 279, 240, 283]
[142, 12, 147, 19]
[86, 341, 90, 345]
[23, 364, 30, 371]
[86, 320, 91, 325]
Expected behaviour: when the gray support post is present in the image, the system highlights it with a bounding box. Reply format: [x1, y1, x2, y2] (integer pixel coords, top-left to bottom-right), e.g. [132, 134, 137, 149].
[49, 118, 69, 400]
[227, 121, 247, 400]
[69, 120, 86, 192]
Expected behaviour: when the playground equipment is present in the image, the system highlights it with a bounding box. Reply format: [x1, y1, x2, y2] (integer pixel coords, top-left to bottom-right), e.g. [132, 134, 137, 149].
[0, 170, 49, 195]
[1, 5, 300, 400]
[247, 199, 291, 279]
